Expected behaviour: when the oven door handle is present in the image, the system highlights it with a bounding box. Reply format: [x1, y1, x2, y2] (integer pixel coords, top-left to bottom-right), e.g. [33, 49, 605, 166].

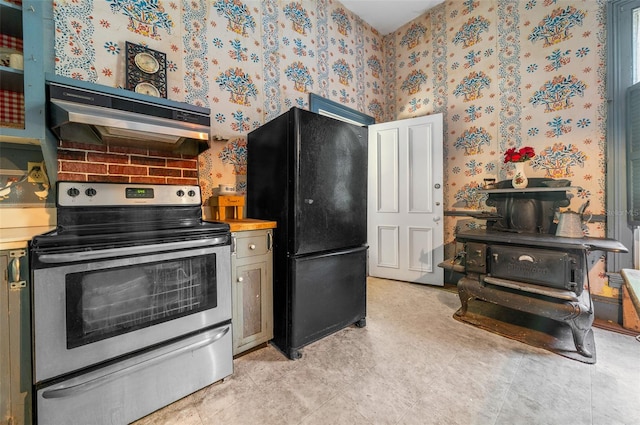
[37, 237, 228, 263]
[41, 325, 230, 399]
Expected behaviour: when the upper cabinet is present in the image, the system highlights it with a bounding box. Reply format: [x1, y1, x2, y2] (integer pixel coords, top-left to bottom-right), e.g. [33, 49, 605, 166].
[0, 0, 47, 144]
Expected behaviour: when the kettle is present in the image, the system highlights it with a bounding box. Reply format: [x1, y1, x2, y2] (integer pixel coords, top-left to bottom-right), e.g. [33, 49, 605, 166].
[555, 201, 591, 238]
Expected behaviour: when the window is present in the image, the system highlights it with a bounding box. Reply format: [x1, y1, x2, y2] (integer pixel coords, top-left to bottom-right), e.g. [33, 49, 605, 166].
[609, 0, 640, 270]
[635, 8, 640, 83]
[627, 83, 640, 225]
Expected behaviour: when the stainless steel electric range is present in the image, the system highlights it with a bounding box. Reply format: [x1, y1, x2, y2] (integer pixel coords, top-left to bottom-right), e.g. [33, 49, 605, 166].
[30, 181, 232, 425]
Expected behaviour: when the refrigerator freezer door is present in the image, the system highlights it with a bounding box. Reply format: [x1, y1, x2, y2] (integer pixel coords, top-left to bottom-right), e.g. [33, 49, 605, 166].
[276, 246, 367, 359]
[293, 110, 368, 256]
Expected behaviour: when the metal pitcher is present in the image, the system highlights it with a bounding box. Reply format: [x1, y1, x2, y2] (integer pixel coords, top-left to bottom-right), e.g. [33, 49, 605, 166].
[555, 201, 590, 238]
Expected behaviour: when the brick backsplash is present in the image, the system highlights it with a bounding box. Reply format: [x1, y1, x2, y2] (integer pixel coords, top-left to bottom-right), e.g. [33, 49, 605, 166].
[57, 140, 199, 185]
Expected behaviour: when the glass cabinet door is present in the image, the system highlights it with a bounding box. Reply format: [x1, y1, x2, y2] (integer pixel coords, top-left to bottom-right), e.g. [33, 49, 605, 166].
[0, 0, 47, 143]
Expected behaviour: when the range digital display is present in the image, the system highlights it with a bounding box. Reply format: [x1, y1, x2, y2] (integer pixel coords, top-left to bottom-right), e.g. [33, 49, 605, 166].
[126, 187, 154, 199]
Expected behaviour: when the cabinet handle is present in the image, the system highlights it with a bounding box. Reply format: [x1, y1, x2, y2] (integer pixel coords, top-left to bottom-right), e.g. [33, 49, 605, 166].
[10, 256, 21, 283]
[9, 250, 26, 289]
[249, 244, 256, 250]
[267, 232, 273, 251]
[237, 276, 244, 282]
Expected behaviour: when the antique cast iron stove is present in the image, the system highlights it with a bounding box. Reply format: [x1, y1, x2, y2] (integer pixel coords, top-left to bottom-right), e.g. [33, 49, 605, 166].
[444, 180, 627, 359]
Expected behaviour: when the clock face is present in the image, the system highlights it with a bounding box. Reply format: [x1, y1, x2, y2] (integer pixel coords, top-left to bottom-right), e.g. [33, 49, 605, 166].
[135, 82, 160, 97]
[134, 52, 160, 74]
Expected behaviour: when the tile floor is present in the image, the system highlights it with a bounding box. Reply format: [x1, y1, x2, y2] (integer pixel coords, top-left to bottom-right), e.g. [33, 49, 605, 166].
[135, 277, 640, 425]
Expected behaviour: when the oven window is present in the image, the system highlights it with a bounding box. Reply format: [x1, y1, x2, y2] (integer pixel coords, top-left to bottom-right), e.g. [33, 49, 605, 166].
[65, 254, 217, 348]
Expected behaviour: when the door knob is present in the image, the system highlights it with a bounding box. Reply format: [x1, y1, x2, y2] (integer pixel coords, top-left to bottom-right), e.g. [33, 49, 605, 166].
[237, 276, 244, 282]
[434, 183, 441, 189]
[249, 244, 256, 250]
[433, 216, 441, 222]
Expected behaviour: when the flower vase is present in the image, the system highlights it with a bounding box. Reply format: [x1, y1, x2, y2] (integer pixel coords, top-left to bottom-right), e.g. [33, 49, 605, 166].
[512, 162, 528, 189]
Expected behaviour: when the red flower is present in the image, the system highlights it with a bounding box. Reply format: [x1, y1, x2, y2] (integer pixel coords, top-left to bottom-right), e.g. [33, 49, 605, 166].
[504, 146, 535, 163]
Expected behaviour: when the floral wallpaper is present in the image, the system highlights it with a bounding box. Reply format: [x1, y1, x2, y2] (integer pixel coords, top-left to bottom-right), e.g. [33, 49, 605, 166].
[384, 0, 609, 295]
[53, 0, 613, 296]
[53, 0, 386, 200]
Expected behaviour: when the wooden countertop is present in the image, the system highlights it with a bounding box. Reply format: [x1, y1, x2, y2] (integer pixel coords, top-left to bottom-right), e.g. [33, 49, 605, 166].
[208, 218, 277, 232]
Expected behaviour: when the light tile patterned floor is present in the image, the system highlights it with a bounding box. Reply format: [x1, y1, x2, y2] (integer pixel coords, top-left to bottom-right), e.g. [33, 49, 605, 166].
[134, 277, 640, 425]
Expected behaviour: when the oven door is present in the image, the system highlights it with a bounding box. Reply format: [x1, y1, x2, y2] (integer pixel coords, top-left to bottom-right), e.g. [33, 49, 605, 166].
[31, 238, 231, 383]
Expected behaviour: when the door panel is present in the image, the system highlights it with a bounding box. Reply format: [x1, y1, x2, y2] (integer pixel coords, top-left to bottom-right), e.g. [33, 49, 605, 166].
[408, 126, 434, 212]
[377, 225, 399, 268]
[408, 227, 434, 273]
[376, 129, 399, 213]
[289, 246, 367, 350]
[368, 114, 444, 285]
[295, 111, 368, 255]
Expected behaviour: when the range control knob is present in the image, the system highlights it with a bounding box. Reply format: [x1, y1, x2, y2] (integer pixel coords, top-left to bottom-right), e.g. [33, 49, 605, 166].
[176, 190, 185, 197]
[187, 190, 196, 197]
[67, 187, 80, 197]
[85, 188, 97, 197]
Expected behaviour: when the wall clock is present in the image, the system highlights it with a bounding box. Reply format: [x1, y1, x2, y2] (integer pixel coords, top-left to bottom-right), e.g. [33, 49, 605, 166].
[125, 42, 167, 98]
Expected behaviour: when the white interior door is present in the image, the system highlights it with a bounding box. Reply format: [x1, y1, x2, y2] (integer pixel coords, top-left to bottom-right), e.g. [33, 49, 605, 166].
[367, 114, 444, 285]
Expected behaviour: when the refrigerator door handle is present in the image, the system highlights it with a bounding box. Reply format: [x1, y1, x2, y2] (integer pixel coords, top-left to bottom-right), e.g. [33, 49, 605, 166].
[297, 245, 368, 260]
[340, 245, 369, 255]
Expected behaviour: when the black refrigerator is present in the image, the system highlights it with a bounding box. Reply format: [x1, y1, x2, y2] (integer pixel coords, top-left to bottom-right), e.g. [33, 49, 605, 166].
[247, 107, 368, 359]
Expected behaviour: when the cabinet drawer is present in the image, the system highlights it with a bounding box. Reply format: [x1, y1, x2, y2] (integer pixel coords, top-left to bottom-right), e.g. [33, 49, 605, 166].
[235, 234, 269, 258]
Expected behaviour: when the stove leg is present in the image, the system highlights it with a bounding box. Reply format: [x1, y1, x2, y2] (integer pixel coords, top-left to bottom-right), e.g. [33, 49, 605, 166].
[567, 316, 593, 358]
[456, 277, 474, 317]
[565, 294, 594, 357]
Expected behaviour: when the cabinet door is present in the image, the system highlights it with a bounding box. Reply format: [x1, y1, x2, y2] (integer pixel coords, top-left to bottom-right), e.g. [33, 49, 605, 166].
[0, 0, 47, 142]
[1, 253, 9, 421]
[233, 259, 272, 354]
[232, 229, 274, 355]
[0, 249, 32, 425]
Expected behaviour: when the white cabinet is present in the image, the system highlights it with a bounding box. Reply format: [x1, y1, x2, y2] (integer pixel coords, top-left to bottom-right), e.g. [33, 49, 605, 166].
[231, 229, 273, 355]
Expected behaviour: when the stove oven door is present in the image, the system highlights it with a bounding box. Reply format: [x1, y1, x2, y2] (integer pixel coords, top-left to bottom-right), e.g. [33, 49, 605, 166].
[488, 244, 581, 294]
[31, 238, 231, 383]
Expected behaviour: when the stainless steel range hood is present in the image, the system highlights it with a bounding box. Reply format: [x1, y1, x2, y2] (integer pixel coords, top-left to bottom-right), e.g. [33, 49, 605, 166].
[46, 75, 211, 154]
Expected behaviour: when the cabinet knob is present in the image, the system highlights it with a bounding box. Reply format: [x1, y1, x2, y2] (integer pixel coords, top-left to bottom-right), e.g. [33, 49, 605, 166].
[249, 244, 256, 250]
[237, 276, 244, 282]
